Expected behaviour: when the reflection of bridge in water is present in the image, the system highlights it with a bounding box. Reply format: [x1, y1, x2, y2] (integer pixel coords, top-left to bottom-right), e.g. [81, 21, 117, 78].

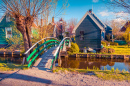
[23, 37, 71, 70]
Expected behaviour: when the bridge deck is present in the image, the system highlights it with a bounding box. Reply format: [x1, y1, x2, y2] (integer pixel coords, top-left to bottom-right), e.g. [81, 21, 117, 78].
[32, 46, 57, 70]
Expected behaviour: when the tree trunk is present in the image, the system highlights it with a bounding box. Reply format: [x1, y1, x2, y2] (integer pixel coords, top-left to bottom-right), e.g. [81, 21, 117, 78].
[22, 31, 30, 52]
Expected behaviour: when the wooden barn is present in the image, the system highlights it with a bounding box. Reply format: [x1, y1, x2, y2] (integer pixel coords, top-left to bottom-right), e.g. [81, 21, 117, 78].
[73, 9, 112, 50]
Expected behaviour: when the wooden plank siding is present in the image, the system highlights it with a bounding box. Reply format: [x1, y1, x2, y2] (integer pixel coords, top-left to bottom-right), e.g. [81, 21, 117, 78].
[75, 15, 101, 50]
[0, 14, 14, 47]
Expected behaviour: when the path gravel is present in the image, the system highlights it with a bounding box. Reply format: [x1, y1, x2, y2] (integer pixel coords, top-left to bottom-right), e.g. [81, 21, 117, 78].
[0, 69, 130, 86]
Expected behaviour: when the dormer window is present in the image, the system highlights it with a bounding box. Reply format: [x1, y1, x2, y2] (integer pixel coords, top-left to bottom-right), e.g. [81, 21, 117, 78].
[5, 27, 12, 38]
[6, 15, 10, 22]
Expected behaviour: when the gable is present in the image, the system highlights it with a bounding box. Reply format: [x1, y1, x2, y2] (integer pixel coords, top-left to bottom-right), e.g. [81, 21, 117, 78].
[0, 13, 14, 28]
[73, 11, 105, 34]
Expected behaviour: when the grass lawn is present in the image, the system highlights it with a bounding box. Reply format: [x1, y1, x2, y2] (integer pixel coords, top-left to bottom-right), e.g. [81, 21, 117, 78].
[0, 62, 28, 71]
[104, 45, 130, 55]
[54, 67, 130, 81]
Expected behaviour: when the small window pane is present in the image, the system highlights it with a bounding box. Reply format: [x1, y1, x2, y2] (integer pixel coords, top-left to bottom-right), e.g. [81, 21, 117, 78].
[80, 31, 84, 40]
[6, 15, 10, 22]
[5, 27, 12, 38]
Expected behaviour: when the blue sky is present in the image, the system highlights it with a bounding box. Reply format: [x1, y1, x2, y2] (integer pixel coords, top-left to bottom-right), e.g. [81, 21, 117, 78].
[55, 0, 130, 23]
[0, 0, 129, 24]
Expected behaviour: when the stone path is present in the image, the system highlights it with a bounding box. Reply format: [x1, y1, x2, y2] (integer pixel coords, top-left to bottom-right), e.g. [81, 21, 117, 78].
[32, 46, 57, 70]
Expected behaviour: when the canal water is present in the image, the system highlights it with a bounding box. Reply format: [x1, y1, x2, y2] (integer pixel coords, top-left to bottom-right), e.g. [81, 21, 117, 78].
[0, 56, 23, 64]
[61, 57, 130, 72]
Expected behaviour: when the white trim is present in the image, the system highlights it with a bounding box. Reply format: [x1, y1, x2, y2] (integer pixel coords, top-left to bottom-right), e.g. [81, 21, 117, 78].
[72, 11, 105, 34]
[24, 37, 58, 55]
[92, 13, 107, 28]
[5, 27, 12, 38]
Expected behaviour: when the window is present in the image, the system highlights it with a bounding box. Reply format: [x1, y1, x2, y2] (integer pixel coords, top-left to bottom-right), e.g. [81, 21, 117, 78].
[6, 15, 10, 22]
[80, 31, 84, 40]
[5, 27, 12, 38]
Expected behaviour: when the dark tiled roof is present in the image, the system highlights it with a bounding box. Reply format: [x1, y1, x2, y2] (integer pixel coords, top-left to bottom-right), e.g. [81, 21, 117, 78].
[92, 13, 106, 28]
[120, 21, 130, 32]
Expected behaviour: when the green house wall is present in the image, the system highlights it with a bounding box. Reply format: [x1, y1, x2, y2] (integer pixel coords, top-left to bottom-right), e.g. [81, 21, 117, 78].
[0, 14, 14, 45]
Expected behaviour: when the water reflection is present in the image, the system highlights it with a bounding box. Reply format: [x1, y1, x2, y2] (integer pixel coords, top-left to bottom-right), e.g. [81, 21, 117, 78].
[61, 57, 130, 72]
[0, 56, 23, 64]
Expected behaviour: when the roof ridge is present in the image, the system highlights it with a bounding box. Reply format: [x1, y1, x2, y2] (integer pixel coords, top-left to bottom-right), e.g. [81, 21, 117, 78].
[92, 13, 106, 28]
[72, 11, 105, 33]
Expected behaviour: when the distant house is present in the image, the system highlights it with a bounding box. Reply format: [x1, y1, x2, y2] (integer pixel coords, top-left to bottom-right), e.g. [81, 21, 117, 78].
[120, 21, 130, 32]
[0, 13, 14, 48]
[0, 13, 38, 48]
[72, 9, 112, 50]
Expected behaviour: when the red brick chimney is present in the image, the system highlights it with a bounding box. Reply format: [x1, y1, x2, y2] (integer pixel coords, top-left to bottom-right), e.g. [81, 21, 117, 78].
[89, 9, 92, 13]
[52, 17, 54, 23]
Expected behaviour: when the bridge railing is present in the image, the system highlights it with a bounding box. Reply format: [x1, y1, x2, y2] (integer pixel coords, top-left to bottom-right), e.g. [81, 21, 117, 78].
[23, 37, 59, 68]
[50, 37, 71, 70]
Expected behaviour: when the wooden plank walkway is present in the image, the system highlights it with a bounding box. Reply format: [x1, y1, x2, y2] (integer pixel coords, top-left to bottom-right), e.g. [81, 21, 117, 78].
[32, 47, 57, 70]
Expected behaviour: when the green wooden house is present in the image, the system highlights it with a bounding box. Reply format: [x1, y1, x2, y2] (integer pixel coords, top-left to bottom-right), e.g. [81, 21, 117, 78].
[0, 13, 38, 48]
[0, 13, 14, 48]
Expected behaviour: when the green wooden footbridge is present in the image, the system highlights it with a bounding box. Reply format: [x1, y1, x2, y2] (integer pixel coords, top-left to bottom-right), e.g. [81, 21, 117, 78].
[23, 37, 71, 70]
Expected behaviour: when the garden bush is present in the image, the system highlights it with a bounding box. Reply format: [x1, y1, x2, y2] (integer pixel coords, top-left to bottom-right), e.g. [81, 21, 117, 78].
[110, 42, 118, 46]
[108, 48, 115, 53]
[67, 42, 79, 55]
[100, 47, 108, 53]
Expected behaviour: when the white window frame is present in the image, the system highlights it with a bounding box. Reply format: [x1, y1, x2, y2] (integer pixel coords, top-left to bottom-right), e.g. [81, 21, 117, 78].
[6, 15, 10, 22]
[5, 27, 12, 38]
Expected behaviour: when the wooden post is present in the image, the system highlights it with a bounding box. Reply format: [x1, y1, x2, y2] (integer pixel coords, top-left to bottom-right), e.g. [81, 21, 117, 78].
[44, 39, 47, 52]
[62, 41, 66, 51]
[12, 52, 13, 57]
[68, 39, 71, 47]
[4, 52, 5, 57]
[111, 55, 113, 59]
[37, 43, 41, 57]
[76, 54, 78, 58]
[52, 56, 56, 71]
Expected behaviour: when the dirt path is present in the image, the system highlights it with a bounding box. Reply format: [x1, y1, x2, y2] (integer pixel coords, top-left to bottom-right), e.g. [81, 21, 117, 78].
[0, 68, 130, 86]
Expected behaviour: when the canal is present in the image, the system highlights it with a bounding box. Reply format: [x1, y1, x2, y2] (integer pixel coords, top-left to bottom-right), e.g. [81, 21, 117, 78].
[61, 57, 130, 72]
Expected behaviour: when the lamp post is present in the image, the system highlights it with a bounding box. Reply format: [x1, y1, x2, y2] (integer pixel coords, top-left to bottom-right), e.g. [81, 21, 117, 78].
[59, 18, 63, 40]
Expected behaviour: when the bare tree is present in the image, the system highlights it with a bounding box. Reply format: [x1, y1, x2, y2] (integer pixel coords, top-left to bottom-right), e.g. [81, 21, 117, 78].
[67, 18, 77, 36]
[0, 0, 54, 51]
[109, 20, 125, 40]
[34, 0, 69, 41]
[103, 0, 130, 13]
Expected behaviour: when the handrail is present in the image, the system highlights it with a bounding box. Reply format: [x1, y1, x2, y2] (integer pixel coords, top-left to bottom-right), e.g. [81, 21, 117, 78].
[27, 42, 59, 68]
[24, 37, 58, 55]
[22, 37, 58, 64]
[50, 37, 71, 70]
[27, 40, 60, 62]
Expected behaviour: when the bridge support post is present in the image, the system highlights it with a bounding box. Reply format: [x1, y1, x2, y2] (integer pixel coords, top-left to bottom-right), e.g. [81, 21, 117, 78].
[37, 43, 41, 57]
[68, 39, 71, 47]
[44, 39, 47, 52]
[22, 54, 29, 64]
[62, 41, 66, 51]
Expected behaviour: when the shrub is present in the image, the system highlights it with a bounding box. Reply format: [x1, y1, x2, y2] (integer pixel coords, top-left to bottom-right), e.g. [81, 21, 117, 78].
[100, 47, 108, 53]
[101, 41, 106, 46]
[110, 42, 118, 46]
[67, 42, 79, 55]
[108, 48, 115, 53]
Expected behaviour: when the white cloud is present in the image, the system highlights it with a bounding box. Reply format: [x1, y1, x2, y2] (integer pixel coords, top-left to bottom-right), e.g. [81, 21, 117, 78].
[99, 10, 129, 19]
[93, 0, 98, 3]
[113, 18, 126, 23]
[99, 10, 113, 16]
[115, 11, 129, 18]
